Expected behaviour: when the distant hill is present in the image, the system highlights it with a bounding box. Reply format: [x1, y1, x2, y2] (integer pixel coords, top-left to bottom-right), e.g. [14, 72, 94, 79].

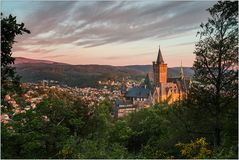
[121, 65, 194, 78]
[14, 57, 194, 87]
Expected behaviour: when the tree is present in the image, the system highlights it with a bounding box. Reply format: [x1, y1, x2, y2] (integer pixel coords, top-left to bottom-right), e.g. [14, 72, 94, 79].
[1, 94, 96, 159]
[126, 109, 160, 152]
[109, 119, 133, 147]
[176, 137, 212, 159]
[191, 0, 238, 147]
[1, 13, 30, 97]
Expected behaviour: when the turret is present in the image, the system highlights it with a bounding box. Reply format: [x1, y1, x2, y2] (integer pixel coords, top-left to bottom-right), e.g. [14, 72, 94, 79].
[143, 73, 152, 89]
[180, 60, 184, 80]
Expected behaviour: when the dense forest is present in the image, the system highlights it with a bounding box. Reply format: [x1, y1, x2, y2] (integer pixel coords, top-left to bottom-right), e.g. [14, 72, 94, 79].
[1, 1, 238, 159]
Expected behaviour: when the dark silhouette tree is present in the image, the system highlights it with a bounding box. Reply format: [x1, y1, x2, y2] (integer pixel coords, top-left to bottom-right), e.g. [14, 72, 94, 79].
[1, 13, 30, 98]
[191, 1, 238, 147]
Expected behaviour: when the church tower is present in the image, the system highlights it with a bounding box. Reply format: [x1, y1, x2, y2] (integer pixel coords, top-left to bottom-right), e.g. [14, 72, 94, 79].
[152, 45, 167, 87]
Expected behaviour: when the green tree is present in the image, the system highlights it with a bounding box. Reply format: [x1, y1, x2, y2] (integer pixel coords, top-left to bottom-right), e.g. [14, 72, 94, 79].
[191, 0, 238, 147]
[125, 106, 172, 158]
[176, 137, 212, 159]
[1, 13, 30, 98]
[1, 95, 93, 159]
[109, 119, 133, 147]
[139, 144, 168, 159]
[84, 99, 112, 139]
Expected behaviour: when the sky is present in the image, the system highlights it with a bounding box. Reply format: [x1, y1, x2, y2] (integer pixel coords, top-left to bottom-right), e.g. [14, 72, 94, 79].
[2, 0, 217, 67]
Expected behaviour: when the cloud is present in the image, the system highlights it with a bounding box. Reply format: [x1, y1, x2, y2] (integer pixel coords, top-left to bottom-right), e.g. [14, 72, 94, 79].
[11, 1, 215, 51]
[42, 55, 66, 59]
[103, 52, 154, 60]
[13, 45, 55, 54]
[169, 42, 197, 47]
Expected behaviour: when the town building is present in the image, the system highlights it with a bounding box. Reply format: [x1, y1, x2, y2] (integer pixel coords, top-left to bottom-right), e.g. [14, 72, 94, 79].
[113, 45, 189, 118]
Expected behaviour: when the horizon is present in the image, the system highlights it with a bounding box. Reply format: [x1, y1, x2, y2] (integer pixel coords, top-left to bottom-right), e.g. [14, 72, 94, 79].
[3, 0, 216, 67]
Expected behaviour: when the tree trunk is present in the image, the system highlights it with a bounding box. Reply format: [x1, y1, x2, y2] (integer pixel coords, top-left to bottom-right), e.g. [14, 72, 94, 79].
[214, 127, 221, 147]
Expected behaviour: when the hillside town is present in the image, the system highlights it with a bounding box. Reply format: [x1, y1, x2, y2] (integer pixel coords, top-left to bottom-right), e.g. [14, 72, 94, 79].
[1, 78, 142, 123]
[1, 46, 192, 122]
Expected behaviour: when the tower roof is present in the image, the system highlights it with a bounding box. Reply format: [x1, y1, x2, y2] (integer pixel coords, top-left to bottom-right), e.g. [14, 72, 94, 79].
[180, 60, 184, 79]
[144, 73, 150, 84]
[156, 45, 164, 64]
[143, 73, 152, 89]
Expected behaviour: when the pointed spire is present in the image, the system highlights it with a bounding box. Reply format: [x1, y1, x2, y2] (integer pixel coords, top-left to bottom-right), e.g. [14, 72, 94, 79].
[156, 45, 164, 64]
[144, 73, 150, 84]
[180, 60, 184, 79]
[144, 73, 151, 89]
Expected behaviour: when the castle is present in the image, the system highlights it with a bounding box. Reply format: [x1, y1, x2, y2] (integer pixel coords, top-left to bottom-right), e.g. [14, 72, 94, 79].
[114, 45, 188, 118]
[152, 46, 187, 104]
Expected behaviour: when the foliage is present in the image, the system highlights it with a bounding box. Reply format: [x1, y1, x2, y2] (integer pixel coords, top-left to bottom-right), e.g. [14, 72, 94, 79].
[176, 137, 212, 159]
[58, 136, 80, 159]
[212, 145, 238, 159]
[126, 108, 163, 152]
[76, 139, 127, 159]
[1, 95, 129, 159]
[139, 144, 168, 159]
[2, 96, 74, 158]
[109, 120, 133, 146]
[190, 0, 238, 147]
[1, 13, 30, 98]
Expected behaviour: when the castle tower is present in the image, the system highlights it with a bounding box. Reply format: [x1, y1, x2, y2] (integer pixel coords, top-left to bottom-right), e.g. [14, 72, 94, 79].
[152, 45, 167, 87]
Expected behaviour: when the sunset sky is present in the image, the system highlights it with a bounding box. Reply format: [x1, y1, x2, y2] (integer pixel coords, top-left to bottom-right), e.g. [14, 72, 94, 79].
[2, 0, 216, 67]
